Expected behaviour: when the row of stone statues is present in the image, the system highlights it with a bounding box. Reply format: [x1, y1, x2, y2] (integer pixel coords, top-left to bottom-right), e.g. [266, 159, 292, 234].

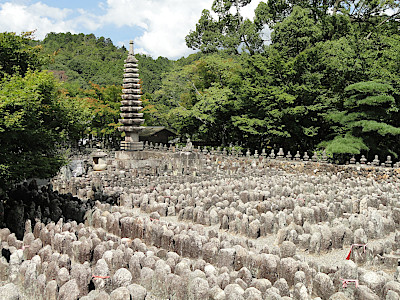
[140, 140, 400, 168]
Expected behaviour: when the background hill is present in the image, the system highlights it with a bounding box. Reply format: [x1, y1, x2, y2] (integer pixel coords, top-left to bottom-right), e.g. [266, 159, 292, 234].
[40, 32, 174, 94]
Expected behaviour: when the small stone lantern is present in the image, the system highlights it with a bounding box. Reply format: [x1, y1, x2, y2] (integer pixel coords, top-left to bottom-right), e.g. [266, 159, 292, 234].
[91, 150, 108, 171]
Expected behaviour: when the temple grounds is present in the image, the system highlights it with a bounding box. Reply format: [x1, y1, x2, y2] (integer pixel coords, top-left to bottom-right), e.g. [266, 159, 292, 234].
[1, 147, 400, 299]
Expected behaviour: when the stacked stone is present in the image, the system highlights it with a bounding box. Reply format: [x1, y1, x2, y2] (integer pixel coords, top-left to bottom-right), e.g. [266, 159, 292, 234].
[2, 199, 398, 300]
[24, 144, 400, 299]
[52, 153, 400, 269]
[118, 40, 144, 151]
[2, 174, 400, 299]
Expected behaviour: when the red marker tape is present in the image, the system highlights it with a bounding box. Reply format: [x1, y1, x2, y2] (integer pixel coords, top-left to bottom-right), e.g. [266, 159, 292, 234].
[340, 278, 358, 288]
[346, 244, 367, 260]
[92, 275, 110, 279]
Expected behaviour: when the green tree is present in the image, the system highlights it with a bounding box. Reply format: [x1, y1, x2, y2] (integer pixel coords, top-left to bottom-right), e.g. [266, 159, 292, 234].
[0, 71, 69, 188]
[0, 31, 46, 79]
[186, 0, 265, 55]
[320, 81, 400, 158]
[271, 6, 322, 57]
[137, 54, 173, 94]
[42, 32, 126, 88]
[67, 82, 122, 148]
[148, 54, 242, 144]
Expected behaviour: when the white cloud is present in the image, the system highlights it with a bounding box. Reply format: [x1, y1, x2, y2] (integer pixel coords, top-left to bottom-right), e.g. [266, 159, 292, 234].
[101, 0, 215, 58]
[0, 0, 264, 58]
[102, 0, 263, 58]
[241, 0, 263, 20]
[0, 2, 101, 39]
[29, 2, 72, 19]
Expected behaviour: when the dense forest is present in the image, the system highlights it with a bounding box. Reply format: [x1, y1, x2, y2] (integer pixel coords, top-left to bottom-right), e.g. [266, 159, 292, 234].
[1, 0, 400, 187]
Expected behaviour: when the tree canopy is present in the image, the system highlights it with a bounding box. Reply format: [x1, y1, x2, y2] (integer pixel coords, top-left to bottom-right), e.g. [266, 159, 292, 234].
[178, 0, 400, 159]
[0, 70, 68, 188]
[3, 0, 400, 189]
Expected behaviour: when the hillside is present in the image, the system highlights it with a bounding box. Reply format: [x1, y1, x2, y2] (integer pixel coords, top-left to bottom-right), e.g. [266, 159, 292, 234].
[40, 32, 174, 94]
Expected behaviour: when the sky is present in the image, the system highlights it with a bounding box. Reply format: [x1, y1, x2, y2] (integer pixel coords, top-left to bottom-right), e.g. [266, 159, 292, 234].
[0, 0, 263, 59]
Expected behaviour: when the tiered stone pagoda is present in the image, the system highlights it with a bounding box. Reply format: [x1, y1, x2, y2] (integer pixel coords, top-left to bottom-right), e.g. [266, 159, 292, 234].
[118, 40, 144, 151]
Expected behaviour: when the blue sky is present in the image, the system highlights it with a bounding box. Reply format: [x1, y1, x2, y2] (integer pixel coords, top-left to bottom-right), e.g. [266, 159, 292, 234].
[0, 0, 262, 59]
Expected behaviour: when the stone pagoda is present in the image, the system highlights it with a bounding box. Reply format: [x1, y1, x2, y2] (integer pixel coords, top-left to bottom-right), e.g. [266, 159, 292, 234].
[118, 40, 144, 151]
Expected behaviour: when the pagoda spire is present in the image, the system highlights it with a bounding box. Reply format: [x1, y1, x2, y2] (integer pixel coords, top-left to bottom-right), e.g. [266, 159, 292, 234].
[129, 40, 134, 55]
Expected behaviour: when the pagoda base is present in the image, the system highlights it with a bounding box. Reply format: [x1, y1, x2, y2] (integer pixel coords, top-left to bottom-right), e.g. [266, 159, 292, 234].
[120, 141, 143, 151]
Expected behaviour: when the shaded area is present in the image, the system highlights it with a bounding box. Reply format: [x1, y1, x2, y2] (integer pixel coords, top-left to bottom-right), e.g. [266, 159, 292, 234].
[0, 180, 118, 239]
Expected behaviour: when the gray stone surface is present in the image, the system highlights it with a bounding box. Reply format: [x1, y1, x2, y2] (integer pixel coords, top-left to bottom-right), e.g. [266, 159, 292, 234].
[188, 277, 209, 300]
[110, 287, 130, 300]
[0, 283, 20, 300]
[2, 148, 400, 300]
[113, 268, 132, 288]
[127, 283, 147, 300]
[58, 279, 80, 300]
[224, 283, 245, 300]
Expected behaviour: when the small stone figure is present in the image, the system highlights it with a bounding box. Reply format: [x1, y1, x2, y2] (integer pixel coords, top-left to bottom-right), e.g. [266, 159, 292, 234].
[311, 152, 318, 162]
[294, 151, 301, 161]
[360, 155, 367, 164]
[321, 150, 328, 163]
[303, 152, 309, 161]
[270, 149, 276, 159]
[254, 150, 259, 158]
[188, 138, 193, 151]
[385, 155, 392, 167]
[277, 148, 284, 159]
[246, 149, 251, 157]
[286, 151, 292, 160]
[261, 149, 267, 158]
[350, 156, 356, 164]
[372, 155, 380, 166]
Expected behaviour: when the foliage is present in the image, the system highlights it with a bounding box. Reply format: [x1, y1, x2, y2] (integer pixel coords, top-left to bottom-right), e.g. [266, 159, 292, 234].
[144, 54, 243, 144]
[271, 6, 322, 56]
[3, 0, 400, 183]
[186, 0, 265, 55]
[0, 31, 48, 79]
[319, 134, 369, 155]
[137, 54, 173, 94]
[322, 81, 400, 158]
[180, 0, 400, 159]
[41, 32, 126, 89]
[41, 32, 173, 94]
[63, 82, 122, 148]
[0, 71, 69, 188]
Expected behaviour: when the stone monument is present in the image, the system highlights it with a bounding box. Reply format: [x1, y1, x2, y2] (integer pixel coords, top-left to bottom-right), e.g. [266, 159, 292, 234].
[118, 40, 144, 151]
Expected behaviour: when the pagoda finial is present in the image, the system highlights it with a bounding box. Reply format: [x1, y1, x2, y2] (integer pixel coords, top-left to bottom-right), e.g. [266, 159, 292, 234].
[129, 40, 134, 55]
